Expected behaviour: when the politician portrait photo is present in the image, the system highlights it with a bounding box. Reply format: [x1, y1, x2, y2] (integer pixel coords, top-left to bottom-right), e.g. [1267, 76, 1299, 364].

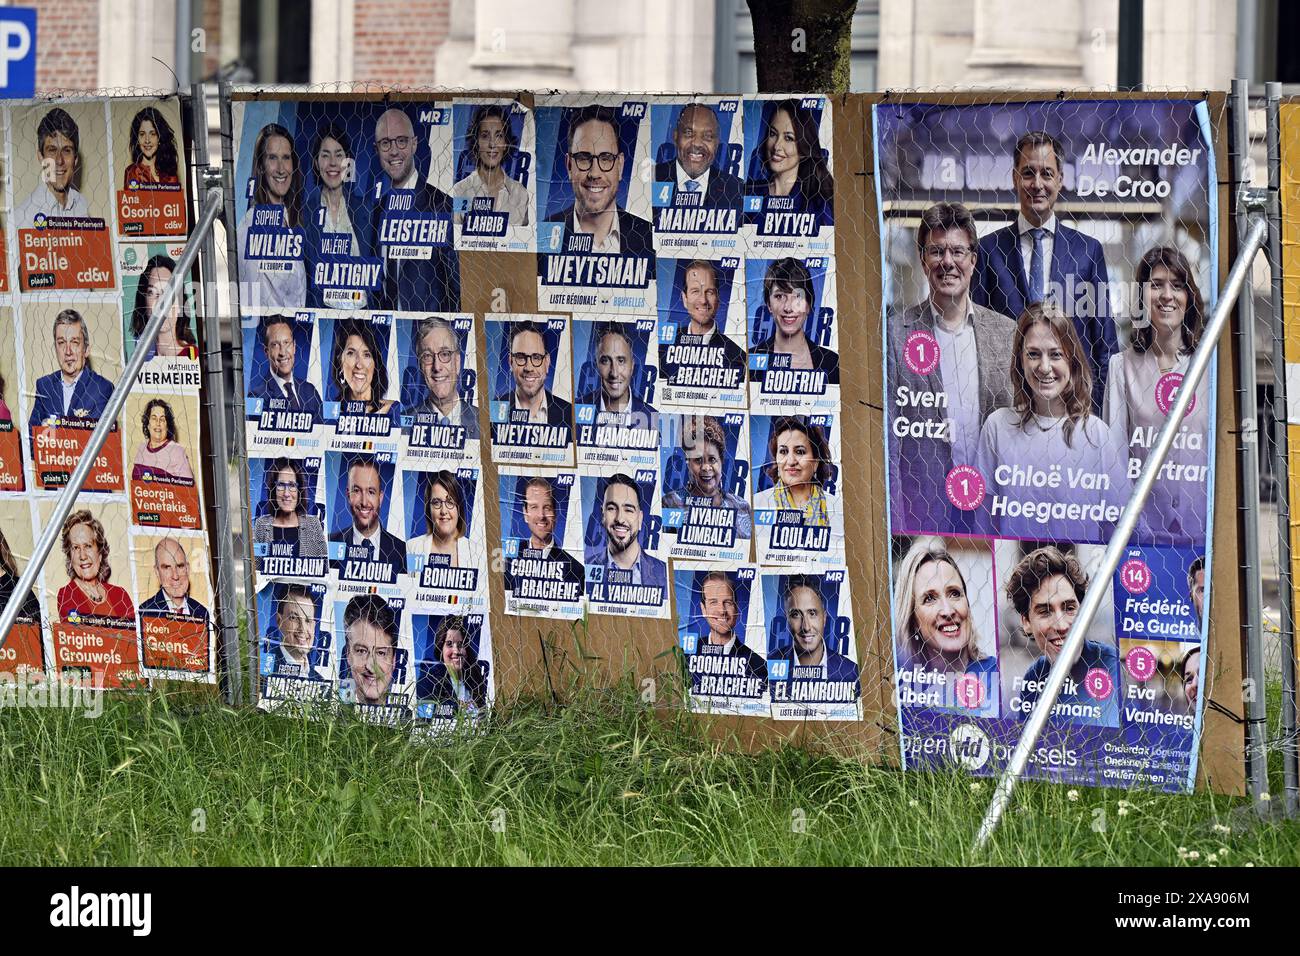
[112, 101, 188, 239]
[401, 314, 480, 438]
[582, 471, 667, 592]
[540, 101, 653, 257]
[489, 317, 574, 430]
[13, 103, 108, 228]
[127, 394, 196, 486]
[327, 452, 405, 579]
[124, 251, 199, 362]
[339, 593, 406, 709]
[765, 572, 858, 685]
[742, 98, 835, 228]
[574, 319, 658, 435]
[236, 120, 308, 310]
[502, 471, 584, 592]
[414, 613, 491, 715]
[996, 542, 1119, 728]
[259, 581, 331, 682]
[368, 104, 460, 312]
[747, 256, 840, 397]
[322, 315, 399, 425]
[452, 101, 533, 229]
[134, 534, 212, 622]
[26, 306, 117, 432]
[245, 313, 323, 421]
[251, 454, 327, 559]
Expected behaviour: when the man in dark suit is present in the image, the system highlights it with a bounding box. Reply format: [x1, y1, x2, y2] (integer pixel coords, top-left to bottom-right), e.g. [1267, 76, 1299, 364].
[576, 322, 657, 433]
[329, 456, 406, 574]
[889, 202, 1015, 535]
[138, 537, 211, 621]
[691, 570, 766, 685]
[582, 473, 667, 590]
[771, 576, 859, 684]
[544, 104, 653, 257]
[494, 319, 573, 428]
[505, 476, 584, 591]
[28, 309, 114, 430]
[682, 260, 743, 364]
[653, 103, 742, 209]
[412, 315, 480, 439]
[249, 315, 323, 418]
[371, 107, 461, 312]
[973, 130, 1116, 411]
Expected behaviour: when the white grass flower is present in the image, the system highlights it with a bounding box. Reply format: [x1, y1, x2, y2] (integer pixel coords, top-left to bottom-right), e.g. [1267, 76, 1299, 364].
[1187, 850, 1200, 860]
[908, 799, 919, 808]
[1118, 800, 1131, 808]
[1067, 789, 1079, 802]
[1260, 792, 1271, 802]
[1245, 862, 1255, 867]
[969, 781, 984, 792]
[1213, 823, 1231, 835]
[1117, 806, 1129, 817]
[1207, 852, 1218, 863]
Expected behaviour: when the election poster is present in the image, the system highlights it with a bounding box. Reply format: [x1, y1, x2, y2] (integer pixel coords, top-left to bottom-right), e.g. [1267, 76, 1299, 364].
[325, 449, 407, 591]
[110, 100, 188, 239]
[452, 98, 535, 252]
[649, 97, 744, 255]
[675, 563, 767, 717]
[335, 591, 413, 726]
[124, 389, 204, 530]
[38, 499, 142, 690]
[256, 579, 336, 709]
[0, 501, 44, 682]
[572, 315, 660, 468]
[745, 254, 839, 415]
[751, 412, 845, 569]
[230, 97, 460, 313]
[763, 568, 861, 721]
[118, 240, 196, 367]
[660, 411, 752, 564]
[498, 465, 585, 620]
[411, 610, 493, 736]
[399, 463, 489, 613]
[0, 307, 26, 492]
[740, 96, 835, 257]
[242, 309, 326, 454]
[580, 464, 669, 620]
[655, 254, 748, 412]
[131, 530, 214, 681]
[397, 312, 482, 469]
[486, 314, 574, 466]
[876, 97, 1218, 791]
[248, 451, 328, 583]
[535, 95, 655, 314]
[23, 299, 125, 492]
[11, 100, 117, 292]
[319, 311, 402, 454]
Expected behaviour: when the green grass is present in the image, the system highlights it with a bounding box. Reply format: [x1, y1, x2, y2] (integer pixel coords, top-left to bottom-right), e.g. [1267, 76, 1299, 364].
[0, 685, 1296, 866]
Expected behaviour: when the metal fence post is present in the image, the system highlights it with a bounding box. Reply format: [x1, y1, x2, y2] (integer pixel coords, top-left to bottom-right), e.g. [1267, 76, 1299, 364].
[1266, 80, 1300, 817]
[191, 82, 245, 706]
[1231, 78, 1273, 815]
[218, 81, 262, 706]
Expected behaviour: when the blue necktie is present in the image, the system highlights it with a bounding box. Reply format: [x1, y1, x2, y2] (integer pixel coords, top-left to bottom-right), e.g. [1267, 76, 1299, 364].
[684, 179, 700, 193]
[1028, 228, 1046, 305]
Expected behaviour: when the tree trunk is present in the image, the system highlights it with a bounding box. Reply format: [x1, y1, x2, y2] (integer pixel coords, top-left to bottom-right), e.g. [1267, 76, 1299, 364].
[747, 0, 858, 94]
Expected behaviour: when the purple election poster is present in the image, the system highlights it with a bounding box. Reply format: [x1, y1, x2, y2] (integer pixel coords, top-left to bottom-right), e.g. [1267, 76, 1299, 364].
[875, 98, 1218, 792]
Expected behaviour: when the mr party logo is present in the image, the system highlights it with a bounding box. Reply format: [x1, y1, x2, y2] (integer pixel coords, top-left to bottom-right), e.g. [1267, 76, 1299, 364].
[949, 723, 992, 771]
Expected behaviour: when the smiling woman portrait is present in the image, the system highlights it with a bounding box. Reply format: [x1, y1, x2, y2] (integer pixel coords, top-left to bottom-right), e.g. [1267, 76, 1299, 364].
[57, 510, 135, 622]
[976, 301, 1128, 541]
[453, 104, 530, 226]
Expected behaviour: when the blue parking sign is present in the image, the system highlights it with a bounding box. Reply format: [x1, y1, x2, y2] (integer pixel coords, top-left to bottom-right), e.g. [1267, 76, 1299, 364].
[0, 8, 34, 99]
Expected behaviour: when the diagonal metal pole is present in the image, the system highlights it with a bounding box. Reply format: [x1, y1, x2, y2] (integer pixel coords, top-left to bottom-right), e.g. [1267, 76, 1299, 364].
[974, 214, 1269, 852]
[0, 188, 225, 654]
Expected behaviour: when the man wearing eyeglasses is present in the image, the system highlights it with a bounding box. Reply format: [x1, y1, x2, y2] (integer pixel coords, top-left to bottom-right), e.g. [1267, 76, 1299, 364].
[371, 106, 461, 312]
[412, 315, 479, 439]
[693, 570, 765, 684]
[544, 104, 653, 257]
[495, 319, 573, 429]
[973, 130, 1114, 411]
[887, 201, 1015, 534]
[342, 593, 401, 707]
